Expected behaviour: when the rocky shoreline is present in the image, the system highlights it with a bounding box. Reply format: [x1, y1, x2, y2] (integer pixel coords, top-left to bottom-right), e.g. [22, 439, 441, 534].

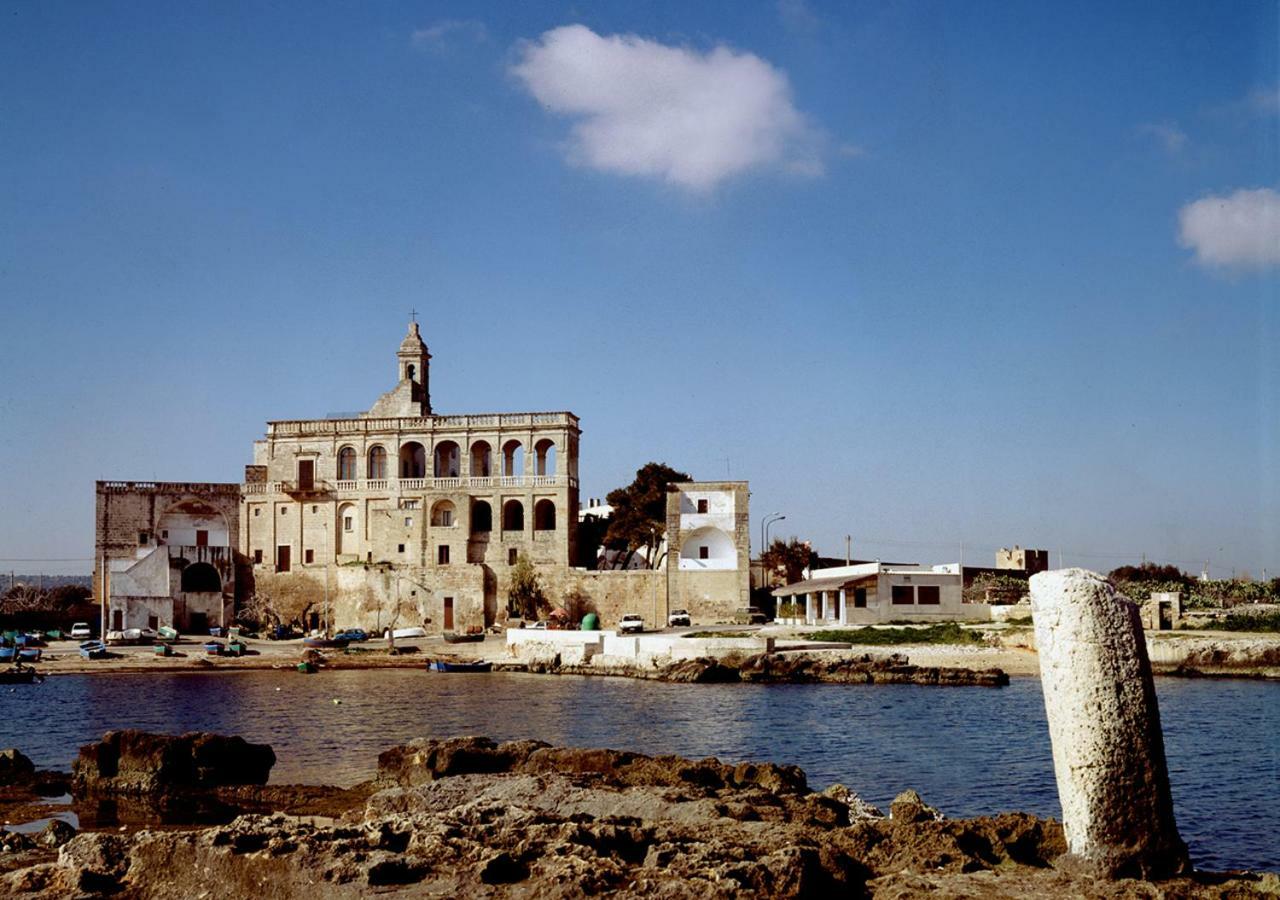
[1, 731, 1275, 898]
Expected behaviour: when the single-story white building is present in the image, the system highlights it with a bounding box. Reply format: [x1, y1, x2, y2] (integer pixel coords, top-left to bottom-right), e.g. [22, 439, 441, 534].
[772, 562, 991, 625]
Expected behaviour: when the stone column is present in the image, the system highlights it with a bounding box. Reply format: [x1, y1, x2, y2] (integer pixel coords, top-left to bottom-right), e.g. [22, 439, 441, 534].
[1030, 568, 1189, 879]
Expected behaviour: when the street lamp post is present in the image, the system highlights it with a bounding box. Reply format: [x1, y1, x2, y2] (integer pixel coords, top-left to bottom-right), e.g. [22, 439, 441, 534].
[760, 512, 785, 587]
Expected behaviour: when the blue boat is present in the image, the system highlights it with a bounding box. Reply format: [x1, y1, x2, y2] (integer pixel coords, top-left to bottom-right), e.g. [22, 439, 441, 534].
[79, 641, 108, 660]
[0, 647, 14, 663]
[430, 660, 492, 673]
[203, 641, 224, 655]
[17, 648, 41, 663]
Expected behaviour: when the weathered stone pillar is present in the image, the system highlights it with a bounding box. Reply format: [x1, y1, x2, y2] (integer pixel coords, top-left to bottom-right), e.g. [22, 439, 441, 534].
[1030, 568, 1190, 879]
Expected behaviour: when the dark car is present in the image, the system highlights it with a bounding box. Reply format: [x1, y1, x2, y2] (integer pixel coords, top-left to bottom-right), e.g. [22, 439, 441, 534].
[335, 629, 369, 643]
[733, 607, 768, 625]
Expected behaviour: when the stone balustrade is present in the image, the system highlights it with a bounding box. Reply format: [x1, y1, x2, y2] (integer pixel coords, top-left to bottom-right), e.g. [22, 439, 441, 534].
[265, 411, 579, 437]
[240, 475, 578, 495]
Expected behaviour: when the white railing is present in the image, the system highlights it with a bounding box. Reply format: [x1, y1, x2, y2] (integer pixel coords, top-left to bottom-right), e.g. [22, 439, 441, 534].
[266, 411, 580, 436]
[238, 475, 578, 494]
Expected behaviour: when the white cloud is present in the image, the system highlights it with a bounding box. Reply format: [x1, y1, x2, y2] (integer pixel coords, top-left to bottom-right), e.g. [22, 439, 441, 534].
[777, 0, 820, 33]
[412, 19, 487, 51]
[510, 24, 821, 191]
[1137, 121, 1187, 154]
[1178, 187, 1280, 270]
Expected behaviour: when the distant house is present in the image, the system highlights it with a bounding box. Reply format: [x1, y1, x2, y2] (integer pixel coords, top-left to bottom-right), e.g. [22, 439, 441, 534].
[773, 562, 990, 626]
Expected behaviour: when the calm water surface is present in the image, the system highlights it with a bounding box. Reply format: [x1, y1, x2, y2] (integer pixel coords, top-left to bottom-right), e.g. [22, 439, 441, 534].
[1, 671, 1274, 872]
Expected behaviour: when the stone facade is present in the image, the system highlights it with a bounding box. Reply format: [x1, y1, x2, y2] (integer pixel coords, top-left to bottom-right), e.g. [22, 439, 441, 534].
[238, 322, 580, 633]
[94, 481, 242, 632]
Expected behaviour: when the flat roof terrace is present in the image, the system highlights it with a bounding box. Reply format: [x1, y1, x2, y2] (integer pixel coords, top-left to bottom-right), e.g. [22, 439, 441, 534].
[265, 411, 580, 437]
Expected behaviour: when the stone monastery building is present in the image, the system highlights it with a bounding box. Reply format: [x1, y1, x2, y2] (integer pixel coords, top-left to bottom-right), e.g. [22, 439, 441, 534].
[96, 322, 750, 635]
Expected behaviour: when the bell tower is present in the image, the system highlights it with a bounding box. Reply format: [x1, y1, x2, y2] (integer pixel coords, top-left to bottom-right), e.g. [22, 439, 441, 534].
[397, 318, 432, 415]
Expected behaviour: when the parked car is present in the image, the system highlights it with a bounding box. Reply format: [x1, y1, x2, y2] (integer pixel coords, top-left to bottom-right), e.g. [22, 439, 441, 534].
[733, 607, 768, 625]
[667, 609, 691, 628]
[69, 622, 93, 640]
[618, 614, 644, 634]
[528, 620, 549, 630]
[335, 629, 368, 643]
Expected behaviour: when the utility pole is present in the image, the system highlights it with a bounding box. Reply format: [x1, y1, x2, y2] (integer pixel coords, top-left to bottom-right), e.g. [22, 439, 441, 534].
[845, 535, 851, 567]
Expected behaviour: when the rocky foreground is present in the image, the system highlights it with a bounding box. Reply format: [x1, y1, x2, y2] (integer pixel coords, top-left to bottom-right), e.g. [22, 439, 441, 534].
[1, 733, 1275, 898]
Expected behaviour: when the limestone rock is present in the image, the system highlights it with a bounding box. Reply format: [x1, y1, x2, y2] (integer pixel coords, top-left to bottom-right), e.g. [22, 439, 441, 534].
[0, 748, 36, 785]
[37, 819, 76, 848]
[1030, 568, 1190, 879]
[889, 789, 941, 823]
[72, 730, 276, 795]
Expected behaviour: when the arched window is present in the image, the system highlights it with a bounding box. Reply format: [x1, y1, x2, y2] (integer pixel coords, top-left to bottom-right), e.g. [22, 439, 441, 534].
[367, 446, 387, 480]
[399, 441, 426, 478]
[471, 500, 492, 533]
[502, 499, 524, 531]
[337, 447, 357, 481]
[534, 439, 557, 476]
[534, 499, 556, 531]
[406, 364, 416, 381]
[470, 440, 492, 478]
[433, 441, 460, 478]
[502, 440, 523, 477]
[431, 500, 456, 527]
[336, 503, 358, 554]
[180, 562, 221, 593]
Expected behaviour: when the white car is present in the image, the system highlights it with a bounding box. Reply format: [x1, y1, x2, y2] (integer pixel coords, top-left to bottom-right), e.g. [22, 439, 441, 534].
[617, 614, 644, 634]
[69, 622, 93, 640]
[668, 609, 691, 628]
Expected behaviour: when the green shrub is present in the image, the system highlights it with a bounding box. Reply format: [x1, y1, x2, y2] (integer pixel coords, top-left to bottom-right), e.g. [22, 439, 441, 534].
[808, 623, 986, 646]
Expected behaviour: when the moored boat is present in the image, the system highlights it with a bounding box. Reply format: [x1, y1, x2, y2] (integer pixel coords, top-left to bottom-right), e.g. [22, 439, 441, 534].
[16, 648, 41, 663]
[0, 664, 42, 685]
[79, 640, 108, 659]
[430, 660, 492, 673]
[297, 660, 318, 674]
[303, 637, 350, 649]
[442, 632, 484, 644]
[158, 626, 179, 642]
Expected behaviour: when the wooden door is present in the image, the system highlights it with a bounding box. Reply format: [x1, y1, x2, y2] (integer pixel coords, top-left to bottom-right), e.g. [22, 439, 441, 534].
[443, 597, 454, 631]
[298, 460, 314, 491]
[196, 529, 208, 547]
[276, 545, 291, 573]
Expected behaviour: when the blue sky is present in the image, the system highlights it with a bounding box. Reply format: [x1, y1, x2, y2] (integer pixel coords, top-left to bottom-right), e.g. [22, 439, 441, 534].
[1, 1, 1277, 577]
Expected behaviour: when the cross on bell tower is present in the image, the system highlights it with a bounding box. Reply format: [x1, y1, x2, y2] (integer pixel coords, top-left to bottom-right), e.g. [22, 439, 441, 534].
[397, 316, 432, 415]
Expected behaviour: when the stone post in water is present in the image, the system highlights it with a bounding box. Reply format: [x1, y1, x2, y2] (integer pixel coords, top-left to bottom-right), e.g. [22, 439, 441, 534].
[1029, 568, 1190, 878]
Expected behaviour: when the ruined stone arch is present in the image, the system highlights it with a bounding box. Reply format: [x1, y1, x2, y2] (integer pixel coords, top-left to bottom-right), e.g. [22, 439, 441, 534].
[431, 499, 456, 527]
[367, 445, 387, 480]
[434, 441, 460, 478]
[502, 440, 523, 477]
[534, 439, 557, 476]
[399, 441, 426, 478]
[471, 500, 492, 533]
[534, 498, 556, 531]
[180, 562, 222, 593]
[337, 446, 357, 481]
[502, 499, 524, 531]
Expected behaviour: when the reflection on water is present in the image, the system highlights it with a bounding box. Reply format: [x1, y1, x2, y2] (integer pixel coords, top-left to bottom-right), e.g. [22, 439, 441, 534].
[0, 670, 1275, 872]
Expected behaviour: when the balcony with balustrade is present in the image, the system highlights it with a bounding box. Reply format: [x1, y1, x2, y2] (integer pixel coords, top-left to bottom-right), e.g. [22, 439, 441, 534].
[242, 474, 578, 496]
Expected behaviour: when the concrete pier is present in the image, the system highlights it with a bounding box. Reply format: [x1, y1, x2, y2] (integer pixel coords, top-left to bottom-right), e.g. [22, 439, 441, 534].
[1030, 568, 1190, 878]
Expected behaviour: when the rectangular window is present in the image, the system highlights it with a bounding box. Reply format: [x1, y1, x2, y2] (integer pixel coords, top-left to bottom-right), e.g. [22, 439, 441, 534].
[916, 585, 941, 605]
[253, 507, 260, 517]
[305, 548, 314, 564]
[398, 543, 405, 553]
[891, 585, 915, 605]
[508, 548, 518, 566]
[438, 509, 453, 527]
[138, 531, 149, 546]
[400, 499, 419, 510]
[853, 588, 867, 609]
[438, 545, 450, 565]
[343, 516, 353, 532]
[161, 529, 168, 539]
[404, 516, 413, 527]
[253, 549, 263, 564]
[697, 499, 708, 514]
[280, 507, 287, 515]
[196, 529, 208, 547]
[699, 546, 709, 560]
[311, 505, 318, 513]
